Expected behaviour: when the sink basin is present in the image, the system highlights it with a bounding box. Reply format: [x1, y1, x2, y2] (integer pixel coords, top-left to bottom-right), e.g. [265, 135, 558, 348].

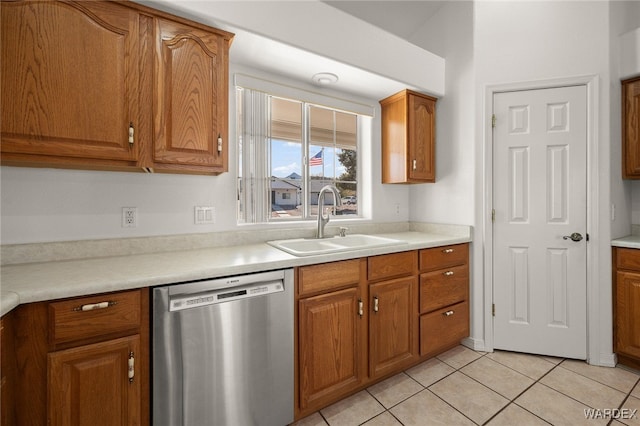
[267, 234, 407, 257]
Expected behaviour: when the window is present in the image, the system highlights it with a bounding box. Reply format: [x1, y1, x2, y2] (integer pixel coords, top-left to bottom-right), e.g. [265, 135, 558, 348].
[237, 85, 362, 224]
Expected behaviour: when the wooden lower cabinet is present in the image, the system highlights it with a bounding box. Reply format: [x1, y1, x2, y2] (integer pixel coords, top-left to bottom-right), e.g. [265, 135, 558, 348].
[420, 301, 469, 357]
[49, 335, 141, 426]
[296, 245, 469, 421]
[1, 313, 17, 426]
[613, 248, 640, 369]
[369, 276, 418, 379]
[298, 288, 366, 412]
[4, 288, 148, 426]
[419, 244, 470, 357]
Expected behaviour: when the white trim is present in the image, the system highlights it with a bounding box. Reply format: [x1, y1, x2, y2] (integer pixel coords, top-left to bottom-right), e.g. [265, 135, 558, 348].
[483, 75, 604, 364]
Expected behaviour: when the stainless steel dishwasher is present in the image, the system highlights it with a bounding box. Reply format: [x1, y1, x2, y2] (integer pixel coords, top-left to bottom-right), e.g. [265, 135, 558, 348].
[152, 269, 294, 426]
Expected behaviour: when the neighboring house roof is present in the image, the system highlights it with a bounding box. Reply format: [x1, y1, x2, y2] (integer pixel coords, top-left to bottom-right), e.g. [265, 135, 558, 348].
[271, 177, 301, 190]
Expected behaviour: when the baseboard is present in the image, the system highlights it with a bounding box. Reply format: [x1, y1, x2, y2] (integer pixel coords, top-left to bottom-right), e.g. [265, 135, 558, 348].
[462, 337, 487, 353]
[589, 352, 617, 367]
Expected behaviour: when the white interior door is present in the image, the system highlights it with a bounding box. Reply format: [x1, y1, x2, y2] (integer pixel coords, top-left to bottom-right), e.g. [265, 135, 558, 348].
[493, 85, 587, 359]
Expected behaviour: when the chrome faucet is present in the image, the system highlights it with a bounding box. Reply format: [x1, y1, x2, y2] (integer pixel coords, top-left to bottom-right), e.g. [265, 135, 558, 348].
[316, 185, 342, 239]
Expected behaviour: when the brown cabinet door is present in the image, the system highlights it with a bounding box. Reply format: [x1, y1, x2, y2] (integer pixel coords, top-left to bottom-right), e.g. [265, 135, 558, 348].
[48, 335, 140, 426]
[153, 18, 229, 173]
[408, 93, 435, 182]
[380, 89, 436, 184]
[369, 276, 418, 378]
[623, 77, 640, 178]
[1, 1, 140, 164]
[615, 271, 640, 359]
[298, 288, 366, 412]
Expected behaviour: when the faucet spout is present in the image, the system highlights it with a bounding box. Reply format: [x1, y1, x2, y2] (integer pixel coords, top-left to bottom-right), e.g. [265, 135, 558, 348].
[316, 185, 342, 239]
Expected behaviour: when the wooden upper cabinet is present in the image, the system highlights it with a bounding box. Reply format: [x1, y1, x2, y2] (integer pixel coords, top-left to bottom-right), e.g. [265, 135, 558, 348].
[1, 0, 233, 175]
[380, 89, 437, 183]
[1, 1, 141, 166]
[152, 18, 230, 174]
[623, 77, 640, 178]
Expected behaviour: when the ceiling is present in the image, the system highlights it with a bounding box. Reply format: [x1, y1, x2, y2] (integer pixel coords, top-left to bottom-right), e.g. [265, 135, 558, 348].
[143, 0, 446, 101]
[324, 1, 445, 49]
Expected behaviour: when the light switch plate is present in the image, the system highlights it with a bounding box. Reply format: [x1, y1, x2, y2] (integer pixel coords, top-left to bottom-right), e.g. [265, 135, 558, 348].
[194, 206, 215, 225]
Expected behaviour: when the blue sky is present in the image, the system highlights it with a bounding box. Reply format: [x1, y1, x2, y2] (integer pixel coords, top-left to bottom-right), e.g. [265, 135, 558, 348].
[271, 140, 345, 178]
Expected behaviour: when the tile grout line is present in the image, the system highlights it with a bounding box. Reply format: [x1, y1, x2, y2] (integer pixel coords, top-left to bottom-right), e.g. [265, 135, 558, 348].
[482, 360, 566, 425]
[311, 348, 640, 426]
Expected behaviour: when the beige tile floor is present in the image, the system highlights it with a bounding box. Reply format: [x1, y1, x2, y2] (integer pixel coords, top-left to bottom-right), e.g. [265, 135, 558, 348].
[293, 346, 640, 426]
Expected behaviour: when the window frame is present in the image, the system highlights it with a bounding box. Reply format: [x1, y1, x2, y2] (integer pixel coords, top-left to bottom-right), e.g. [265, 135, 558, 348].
[235, 74, 373, 226]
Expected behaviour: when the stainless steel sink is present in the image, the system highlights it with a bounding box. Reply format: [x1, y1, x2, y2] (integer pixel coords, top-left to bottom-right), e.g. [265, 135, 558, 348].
[267, 234, 406, 257]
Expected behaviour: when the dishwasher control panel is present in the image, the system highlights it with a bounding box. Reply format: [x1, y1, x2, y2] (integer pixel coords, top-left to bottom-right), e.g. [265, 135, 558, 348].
[169, 281, 284, 311]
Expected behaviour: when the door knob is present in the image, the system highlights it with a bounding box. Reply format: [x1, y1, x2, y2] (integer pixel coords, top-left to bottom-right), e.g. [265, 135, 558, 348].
[562, 232, 583, 242]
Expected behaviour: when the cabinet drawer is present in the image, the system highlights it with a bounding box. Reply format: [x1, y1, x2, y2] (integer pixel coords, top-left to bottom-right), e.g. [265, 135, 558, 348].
[420, 264, 468, 313]
[368, 251, 416, 282]
[49, 290, 141, 346]
[298, 259, 361, 296]
[617, 248, 640, 271]
[420, 244, 468, 272]
[420, 300, 469, 358]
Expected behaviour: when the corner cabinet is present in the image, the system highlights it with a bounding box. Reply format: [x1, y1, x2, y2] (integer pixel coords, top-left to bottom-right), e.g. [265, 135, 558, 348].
[295, 244, 469, 421]
[380, 89, 437, 183]
[1, 0, 232, 175]
[622, 77, 640, 178]
[7, 289, 149, 425]
[613, 248, 640, 369]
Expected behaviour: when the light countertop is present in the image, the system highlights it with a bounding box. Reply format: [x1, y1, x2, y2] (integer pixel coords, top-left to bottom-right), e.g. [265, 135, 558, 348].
[1, 230, 471, 316]
[611, 235, 640, 249]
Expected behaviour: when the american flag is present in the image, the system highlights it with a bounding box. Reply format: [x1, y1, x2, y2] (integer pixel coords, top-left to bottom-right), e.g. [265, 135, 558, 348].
[309, 149, 323, 166]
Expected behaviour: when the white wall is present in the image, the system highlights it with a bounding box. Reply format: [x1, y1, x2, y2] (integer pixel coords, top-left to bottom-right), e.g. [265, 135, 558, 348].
[406, 1, 480, 343]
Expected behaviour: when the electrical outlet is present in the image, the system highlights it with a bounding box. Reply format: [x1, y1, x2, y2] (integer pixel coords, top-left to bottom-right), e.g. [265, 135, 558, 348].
[194, 206, 215, 225]
[122, 207, 137, 228]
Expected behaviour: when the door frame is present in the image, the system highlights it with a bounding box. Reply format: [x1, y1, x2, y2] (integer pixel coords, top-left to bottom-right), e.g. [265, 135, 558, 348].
[481, 75, 608, 365]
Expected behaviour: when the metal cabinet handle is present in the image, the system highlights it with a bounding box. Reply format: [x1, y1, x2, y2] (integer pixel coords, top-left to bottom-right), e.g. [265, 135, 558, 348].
[217, 134, 223, 154]
[443, 271, 454, 276]
[358, 299, 363, 317]
[412, 159, 417, 170]
[128, 123, 134, 145]
[373, 296, 379, 313]
[562, 232, 583, 242]
[128, 351, 135, 384]
[442, 248, 454, 253]
[73, 301, 117, 312]
[443, 310, 455, 317]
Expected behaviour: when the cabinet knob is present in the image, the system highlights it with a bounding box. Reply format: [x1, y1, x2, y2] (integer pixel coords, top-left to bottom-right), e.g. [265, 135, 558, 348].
[443, 310, 455, 317]
[444, 271, 454, 277]
[442, 248, 454, 254]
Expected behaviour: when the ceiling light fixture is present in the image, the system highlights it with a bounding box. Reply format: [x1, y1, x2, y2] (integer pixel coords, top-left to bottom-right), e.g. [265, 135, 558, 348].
[312, 72, 339, 85]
